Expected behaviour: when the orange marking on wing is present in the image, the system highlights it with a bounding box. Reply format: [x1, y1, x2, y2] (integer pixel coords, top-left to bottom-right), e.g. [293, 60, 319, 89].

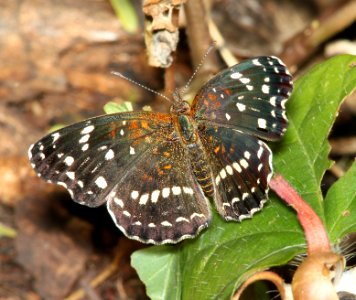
[163, 151, 171, 157]
[223, 88, 231, 95]
[208, 93, 217, 101]
[142, 173, 153, 181]
[110, 129, 117, 138]
[141, 120, 149, 129]
[207, 92, 222, 109]
[108, 122, 119, 139]
[156, 167, 164, 176]
[129, 120, 139, 130]
[214, 145, 220, 154]
[163, 164, 172, 170]
[221, 144, 226, 154]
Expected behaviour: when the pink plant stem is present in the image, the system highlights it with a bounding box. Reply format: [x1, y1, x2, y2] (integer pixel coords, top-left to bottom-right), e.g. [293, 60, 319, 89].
[269, 174, 331, 255]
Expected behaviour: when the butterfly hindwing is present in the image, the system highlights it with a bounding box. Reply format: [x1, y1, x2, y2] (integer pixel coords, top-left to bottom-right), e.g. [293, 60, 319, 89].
[192, 56, 293, 141]
[106, 137, 211, 244]
[199, 125, 272, 221]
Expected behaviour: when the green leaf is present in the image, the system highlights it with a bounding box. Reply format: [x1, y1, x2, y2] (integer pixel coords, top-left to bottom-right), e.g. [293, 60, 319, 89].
[109, 0, 139, 33]
[0, 223, 17, 238]
[131, 55, 356, 300]
[103, 101, 133, 114]
[273, 55, 356, 218]
[132, 246, 182, 300]
[325, 162, 356, 242]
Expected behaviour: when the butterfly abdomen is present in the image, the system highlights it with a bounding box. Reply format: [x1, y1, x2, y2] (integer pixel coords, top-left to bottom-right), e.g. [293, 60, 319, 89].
[188, 144, 214, 196]
[175, 114, 214, 197]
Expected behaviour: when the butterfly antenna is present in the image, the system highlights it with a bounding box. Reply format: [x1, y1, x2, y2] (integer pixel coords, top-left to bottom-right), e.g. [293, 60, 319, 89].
[179, 41, 216, 97]
[111, 71, 173, 103]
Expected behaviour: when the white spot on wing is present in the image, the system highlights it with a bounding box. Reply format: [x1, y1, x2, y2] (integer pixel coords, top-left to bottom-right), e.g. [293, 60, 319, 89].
[123, 210, 131, 217]
[220, 168, 227, 179]
[51, 132, 60, 142]
[28, 144, 34, 159]
[130, 146, 135, 155]
[66, 171, 75, 180]
[225, 113, 231, 121]
[139, 193, 149, 205]
[252, 58, 262, 66]
[258, 118, 267, 129]
[77, 180, 84, 188]
[236, 103, 246, 112]
[95, 176, 107, 189]
[81, 143, 89, 151]
[162, 187, 170, 198]
[244, 151, 251, 159]
[239, 77, 250, 84]
[151, 190, 160, 203]
[190, 213, 205, 220]
[64, 156, 74, 166]
[232, 197, 240, 204]
[215, 175, 221, 185]
[161, 221, 172, 227]
[79, 134, 90, 144]
[233, 162, 242, 173]
[172, 186, 181, 195]
[270, 96, 277, 106]
[57, 182, 67, 188]
[183, 187, 194, 194]
[81, 125, 95, 134]
[176, 217, 189, 223]
[246, 85, 253, 91]
[281, 99, 287, 109]
[262, 84, 270, 94]
[240, 159, 249, 169]
[105, 149, 115, 160]
[131, 190, 139, 199]
[231, 72, 243, 79]
[114, 197, 124, 208]
[226, 165, 233, 175]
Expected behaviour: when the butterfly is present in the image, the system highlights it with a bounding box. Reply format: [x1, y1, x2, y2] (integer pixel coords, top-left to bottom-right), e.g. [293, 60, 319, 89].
[28, 56, 293, 244]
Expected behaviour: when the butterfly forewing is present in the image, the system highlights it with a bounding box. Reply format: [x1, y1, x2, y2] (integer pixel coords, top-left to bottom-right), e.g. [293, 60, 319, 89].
[192, 56, 293, 141]
[29, 112, 170, 207]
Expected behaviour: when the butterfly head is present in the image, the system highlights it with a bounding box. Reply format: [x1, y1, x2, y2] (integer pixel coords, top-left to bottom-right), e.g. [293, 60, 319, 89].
[171, 89, 190, 115]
